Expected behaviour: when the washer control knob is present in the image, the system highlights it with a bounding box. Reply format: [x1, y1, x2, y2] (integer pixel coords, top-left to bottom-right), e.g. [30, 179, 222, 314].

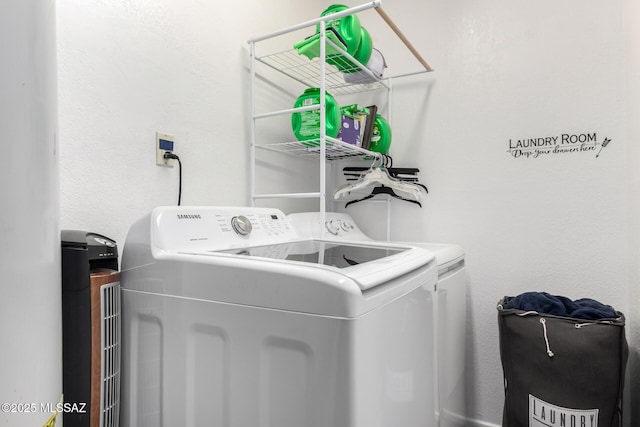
[325, 220, 340, 235]
[231, 215, 253, 236]
[340, 221, 353, 232]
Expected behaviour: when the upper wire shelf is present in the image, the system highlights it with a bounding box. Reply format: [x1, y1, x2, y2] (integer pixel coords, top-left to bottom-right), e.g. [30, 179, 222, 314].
[250, 1, 433, 96]
[255, 48, 387, 96]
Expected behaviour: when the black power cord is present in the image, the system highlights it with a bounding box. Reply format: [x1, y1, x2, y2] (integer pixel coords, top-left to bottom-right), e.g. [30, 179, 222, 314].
[163, 152, 182, 206]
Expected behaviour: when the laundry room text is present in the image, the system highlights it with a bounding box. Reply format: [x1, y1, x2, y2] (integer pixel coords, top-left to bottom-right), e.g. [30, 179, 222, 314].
[507, 132, 611, 159]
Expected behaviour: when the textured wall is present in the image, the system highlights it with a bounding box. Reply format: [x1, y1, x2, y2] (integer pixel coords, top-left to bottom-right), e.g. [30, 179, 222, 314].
[339, 1, 631, 425]
[624, 0, 640, 423]
[57, 0, 320, 249]
[0, 1, 60, 425]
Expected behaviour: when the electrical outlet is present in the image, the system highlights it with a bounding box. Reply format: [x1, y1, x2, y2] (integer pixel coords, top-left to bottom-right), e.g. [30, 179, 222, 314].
[156, 132, 175, 167]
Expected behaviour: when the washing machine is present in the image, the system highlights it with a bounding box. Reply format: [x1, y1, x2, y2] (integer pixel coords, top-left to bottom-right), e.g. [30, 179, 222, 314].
[288, 212, 468, 427]
[120, 206, 438, 427]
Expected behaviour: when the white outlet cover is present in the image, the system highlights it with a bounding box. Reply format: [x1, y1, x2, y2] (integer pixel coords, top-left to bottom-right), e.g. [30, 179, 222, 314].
[156, 131, 174, 167]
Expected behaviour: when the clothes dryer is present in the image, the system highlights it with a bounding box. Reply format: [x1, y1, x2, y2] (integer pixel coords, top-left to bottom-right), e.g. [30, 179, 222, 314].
[287, 212, 468, 427]
[120, 206, 438, 427]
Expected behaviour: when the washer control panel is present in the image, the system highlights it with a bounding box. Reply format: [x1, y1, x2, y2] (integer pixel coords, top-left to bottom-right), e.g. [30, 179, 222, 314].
[152, 207, 298, 252]
[288, 212, 370, 240]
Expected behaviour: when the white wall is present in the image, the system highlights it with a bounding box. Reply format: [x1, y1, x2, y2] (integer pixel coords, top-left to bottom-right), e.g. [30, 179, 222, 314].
[58, 0, 637, 426]
[624, 0, 640, 422]
[0, 1, 60, 426]
[57, 0, 322, 249]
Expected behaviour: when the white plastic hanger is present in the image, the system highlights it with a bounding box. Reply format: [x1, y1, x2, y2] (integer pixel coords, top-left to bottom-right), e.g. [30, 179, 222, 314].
[333, 159, 427, 205]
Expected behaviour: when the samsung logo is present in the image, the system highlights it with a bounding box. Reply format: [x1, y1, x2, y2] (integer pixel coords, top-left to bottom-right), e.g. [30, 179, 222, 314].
[177, 214, 202, 219]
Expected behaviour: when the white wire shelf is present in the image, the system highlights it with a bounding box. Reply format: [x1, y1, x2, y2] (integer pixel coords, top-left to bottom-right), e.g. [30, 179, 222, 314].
[255, 48, 387, 96]
[248, 1, 431, 211]
[256, 136, 381, 161]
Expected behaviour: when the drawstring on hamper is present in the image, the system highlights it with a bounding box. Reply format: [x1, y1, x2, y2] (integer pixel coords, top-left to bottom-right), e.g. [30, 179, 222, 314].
[539, 318, 554, 358]
[512, 311, 555, 358]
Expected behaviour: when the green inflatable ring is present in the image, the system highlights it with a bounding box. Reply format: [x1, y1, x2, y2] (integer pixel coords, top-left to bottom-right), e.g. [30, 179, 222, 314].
[317, 4, 362, 56]
[369, 114, 392, 154]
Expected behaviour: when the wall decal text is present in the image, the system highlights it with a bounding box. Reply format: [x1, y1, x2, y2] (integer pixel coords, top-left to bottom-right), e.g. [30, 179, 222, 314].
[507, 133, 611, 159]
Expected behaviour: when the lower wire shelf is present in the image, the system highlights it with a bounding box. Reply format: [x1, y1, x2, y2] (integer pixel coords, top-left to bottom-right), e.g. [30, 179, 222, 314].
[255, 137, 381, 161]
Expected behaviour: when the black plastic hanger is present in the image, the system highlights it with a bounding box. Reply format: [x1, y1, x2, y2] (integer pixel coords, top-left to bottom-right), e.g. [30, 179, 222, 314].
[344, 185, 423, 208]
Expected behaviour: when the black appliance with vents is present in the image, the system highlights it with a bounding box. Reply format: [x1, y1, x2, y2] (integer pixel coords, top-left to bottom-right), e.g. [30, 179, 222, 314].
[61, 231, 121, 427]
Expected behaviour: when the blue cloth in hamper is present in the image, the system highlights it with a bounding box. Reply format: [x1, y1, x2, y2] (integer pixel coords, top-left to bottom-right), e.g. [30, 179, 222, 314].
[502, 291, 618, 320]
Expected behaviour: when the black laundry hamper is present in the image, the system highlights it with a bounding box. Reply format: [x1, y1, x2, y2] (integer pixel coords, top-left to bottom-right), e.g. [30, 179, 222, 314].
[497, 296, 628, 427]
